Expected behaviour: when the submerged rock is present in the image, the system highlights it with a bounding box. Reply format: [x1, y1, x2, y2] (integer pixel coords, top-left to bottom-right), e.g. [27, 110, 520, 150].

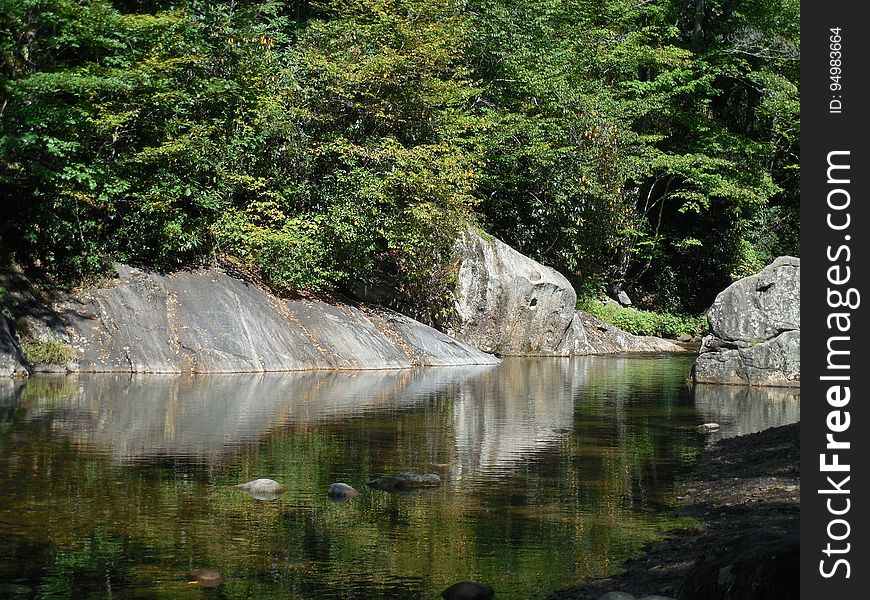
[230, 478, 286, 500]
[184, 568, 224, 588]
[327, 482, 358, 501]
[696, 423, 720, 433]
[368, 472, 441, 494]
[441, 580, 495, 600]
[693, 257, 800, 387]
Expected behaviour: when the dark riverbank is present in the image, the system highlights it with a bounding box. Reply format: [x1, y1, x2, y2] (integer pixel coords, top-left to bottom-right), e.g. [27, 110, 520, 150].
[549, 422, 800, 600]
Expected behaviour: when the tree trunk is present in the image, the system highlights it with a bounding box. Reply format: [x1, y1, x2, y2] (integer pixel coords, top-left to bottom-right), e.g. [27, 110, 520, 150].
[692, 0, 705, 49]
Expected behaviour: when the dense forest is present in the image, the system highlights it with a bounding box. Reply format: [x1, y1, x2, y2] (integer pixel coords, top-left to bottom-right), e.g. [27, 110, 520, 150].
[1, 0, 799, 316]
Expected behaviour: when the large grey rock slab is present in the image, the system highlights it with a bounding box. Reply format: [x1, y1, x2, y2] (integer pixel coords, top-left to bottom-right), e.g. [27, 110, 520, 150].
[693, 257, 800, 386]
[693, 330, 800, 387]
[449, 231, 683, 356]
[53, 265, 497, 373]
[706, 256, 800, 342]
[450, 231, 582, 356]
[0, 316, 28, 377]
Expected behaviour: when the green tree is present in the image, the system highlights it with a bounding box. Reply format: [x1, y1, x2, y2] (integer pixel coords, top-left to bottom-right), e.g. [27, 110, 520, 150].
[1, 0, 799, 316]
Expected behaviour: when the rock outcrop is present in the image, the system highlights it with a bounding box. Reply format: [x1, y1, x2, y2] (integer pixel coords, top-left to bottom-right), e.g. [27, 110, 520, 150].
[3, 230, 687, 376]
[6, 265, 497, 375]
[450, 231, 584, 355]
[0, 316, 28, 377]
[693, 257, 799, 386]
[450, 231, 685, 356]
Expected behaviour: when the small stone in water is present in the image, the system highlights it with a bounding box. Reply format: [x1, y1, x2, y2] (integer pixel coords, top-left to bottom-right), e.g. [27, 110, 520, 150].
[696, 422, 720, 433]
[327, 482, 358, 501]
[441, 580, 494, 600]
[185, 568, 224, 588]
[230, 478, 286, 500]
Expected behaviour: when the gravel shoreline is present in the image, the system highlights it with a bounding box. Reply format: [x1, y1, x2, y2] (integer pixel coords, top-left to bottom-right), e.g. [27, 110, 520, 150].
[547, 422, 800, 600]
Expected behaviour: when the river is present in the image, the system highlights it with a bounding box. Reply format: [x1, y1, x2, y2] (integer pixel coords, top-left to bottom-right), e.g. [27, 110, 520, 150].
[0, 355, 799, 599]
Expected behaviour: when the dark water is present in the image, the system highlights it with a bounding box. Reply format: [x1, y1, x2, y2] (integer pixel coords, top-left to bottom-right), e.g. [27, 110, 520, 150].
[0, 356, 799, 599]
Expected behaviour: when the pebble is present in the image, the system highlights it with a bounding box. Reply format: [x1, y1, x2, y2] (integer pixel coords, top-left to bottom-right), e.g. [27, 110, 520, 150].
[230, 478, 286, 500]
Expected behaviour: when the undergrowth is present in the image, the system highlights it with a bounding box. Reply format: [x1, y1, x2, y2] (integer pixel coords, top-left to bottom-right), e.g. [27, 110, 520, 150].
[578, 299, 708, 339]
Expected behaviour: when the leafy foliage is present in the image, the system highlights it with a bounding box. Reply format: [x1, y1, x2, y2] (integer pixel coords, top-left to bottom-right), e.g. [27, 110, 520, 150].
[579, 299, 707, 339]
[1, 0, 798, 314]
[19, 336, 74, 365]
[464, 0, 799, 312]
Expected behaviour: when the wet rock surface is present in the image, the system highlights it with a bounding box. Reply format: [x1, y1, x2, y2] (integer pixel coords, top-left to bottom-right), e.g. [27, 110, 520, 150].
[368, 472, 442, 494]
[230, 478, 287, 500]
[547, 423, 799, 600]
[327, 482, 359, 501]
[441, 580, 495, 600]
[183, 568, 224, 588]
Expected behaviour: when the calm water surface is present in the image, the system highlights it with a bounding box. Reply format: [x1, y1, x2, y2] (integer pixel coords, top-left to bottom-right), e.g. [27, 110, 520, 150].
[0, 356, 799, 599]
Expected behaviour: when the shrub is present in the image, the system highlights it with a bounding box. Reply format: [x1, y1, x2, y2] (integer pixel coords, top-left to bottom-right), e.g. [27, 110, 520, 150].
[578, 298, 707, 339]
[20, 337, 75, 365]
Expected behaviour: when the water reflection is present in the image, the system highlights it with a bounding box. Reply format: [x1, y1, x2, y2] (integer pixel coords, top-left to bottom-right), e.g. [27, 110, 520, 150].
[693, 384, 800, 442]
[0, 356, 799, 600]
[452, 359, 576, 477]
[11, 368, 494, 462]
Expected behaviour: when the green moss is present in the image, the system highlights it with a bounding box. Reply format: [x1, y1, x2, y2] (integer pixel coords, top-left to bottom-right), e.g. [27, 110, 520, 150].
[472, 227, 497, 247]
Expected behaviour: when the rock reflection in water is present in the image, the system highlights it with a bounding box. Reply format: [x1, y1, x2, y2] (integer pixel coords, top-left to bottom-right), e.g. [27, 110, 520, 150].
[10, 368, 495, 462]
[4, 358, 799, 475]
[693, 383, 800, 442]
[452, 358, 576, 476]
[10, 362, 590, 474]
